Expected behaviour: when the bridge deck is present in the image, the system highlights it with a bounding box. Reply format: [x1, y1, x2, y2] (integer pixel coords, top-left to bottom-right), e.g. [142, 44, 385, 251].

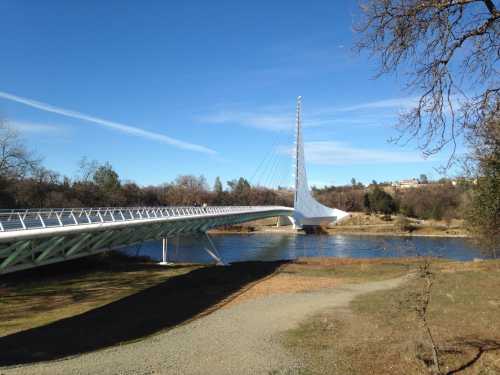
[0, 206, 293, 274]
[0, 206, 284, 233]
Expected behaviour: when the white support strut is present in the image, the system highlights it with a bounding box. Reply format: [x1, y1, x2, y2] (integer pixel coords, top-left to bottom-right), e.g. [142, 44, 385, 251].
[203, 232, 225, 266]
[159, 237, 174, 266]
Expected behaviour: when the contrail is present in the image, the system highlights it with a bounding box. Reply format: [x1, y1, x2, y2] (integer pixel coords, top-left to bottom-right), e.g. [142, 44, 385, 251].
[0, 91, 216, 155]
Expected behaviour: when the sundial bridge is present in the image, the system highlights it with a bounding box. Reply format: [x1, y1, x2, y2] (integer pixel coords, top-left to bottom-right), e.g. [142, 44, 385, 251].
[0, 97, 348, 274]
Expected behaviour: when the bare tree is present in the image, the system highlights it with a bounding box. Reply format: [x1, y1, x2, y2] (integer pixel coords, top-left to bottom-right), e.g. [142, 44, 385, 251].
[0, 119, 39, 178]
[356, 0, 499, 165]
[415, 258, 441, 374]
[386, 239, 444, 374]
[76, 157, 100, 182]
[17, 166, 60, 208]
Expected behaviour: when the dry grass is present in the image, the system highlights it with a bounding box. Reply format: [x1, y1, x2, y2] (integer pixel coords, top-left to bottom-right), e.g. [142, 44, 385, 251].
[0, 253, 200, 337]
[286, 257, 419, 282]
[226, 258, 417, 307]
[328, 212, 467, 237]
[0, 254, 416, 340]
[214, 213, 468, 237]
[283, 259, 500, 375]
[224, 273, 342, 307]
[336, 212, 391, 226]
[327, 224, 467, 237]
[0, 260, 286, 366]
[3, 253, 498, 374]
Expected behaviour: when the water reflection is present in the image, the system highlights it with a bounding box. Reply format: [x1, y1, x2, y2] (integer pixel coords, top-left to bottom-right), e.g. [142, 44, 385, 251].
[123, 234, 484, 264]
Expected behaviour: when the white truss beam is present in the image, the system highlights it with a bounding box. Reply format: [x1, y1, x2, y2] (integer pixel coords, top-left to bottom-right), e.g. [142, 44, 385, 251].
[0, 206, 293, 274]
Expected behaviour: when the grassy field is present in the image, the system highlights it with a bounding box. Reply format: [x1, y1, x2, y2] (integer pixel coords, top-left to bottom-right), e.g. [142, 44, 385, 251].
[2, 252, 498, 372]
[0, 255, 286, 366]
[283, 257, 419, 282]
[0, 255, 410, 338]
[0, 252, 201, 337]
[283, 259, 500, 375]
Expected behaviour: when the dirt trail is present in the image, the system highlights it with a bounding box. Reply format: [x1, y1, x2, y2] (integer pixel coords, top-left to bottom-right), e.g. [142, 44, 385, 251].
[2, 276, 407, 375]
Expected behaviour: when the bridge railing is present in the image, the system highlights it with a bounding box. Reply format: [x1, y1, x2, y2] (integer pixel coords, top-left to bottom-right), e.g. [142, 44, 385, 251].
[0, 206, 285, 232]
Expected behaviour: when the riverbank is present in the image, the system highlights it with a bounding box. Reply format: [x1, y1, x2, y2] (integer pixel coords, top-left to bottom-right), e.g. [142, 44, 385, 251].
[211, 226, 468, 238]
[210, 212, 469, 238]
[1, 256, 498, 374]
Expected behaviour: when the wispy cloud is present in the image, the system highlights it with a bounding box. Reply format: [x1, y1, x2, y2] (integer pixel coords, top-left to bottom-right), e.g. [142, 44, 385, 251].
[330, 97, 418, 113]
[197, 107, 332, 131]
[9, 121, 64, 134]
[197, 111, 294, 131]
[305, 141, 427, 165]
[278, 141, 429, 165]
[331, 95, 461, 117]
[198, 96, 419, 132]
[0, 91, 216, 155]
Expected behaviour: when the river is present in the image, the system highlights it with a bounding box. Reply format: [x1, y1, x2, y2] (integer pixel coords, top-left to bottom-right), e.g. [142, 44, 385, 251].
[122, 233, 485, 263]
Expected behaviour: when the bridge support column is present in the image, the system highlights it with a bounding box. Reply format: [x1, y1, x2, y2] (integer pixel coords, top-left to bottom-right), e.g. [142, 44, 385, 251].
[159, 237, 174, 266]
[203, 232, 225, 266]
[275, 216, 297, 229]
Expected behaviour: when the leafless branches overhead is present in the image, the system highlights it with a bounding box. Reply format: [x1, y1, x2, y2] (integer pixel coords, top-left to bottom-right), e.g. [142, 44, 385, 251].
[356, 0, 499, 165]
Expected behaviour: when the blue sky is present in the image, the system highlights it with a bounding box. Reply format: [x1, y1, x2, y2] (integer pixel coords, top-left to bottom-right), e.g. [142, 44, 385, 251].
[0, 1, 456, 188]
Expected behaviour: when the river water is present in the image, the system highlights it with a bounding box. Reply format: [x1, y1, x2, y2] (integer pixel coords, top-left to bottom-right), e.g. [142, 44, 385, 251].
[122, 233, 485, 264]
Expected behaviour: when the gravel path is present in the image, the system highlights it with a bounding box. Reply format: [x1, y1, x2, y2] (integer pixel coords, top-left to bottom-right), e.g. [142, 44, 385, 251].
[1, 276, 406, 375]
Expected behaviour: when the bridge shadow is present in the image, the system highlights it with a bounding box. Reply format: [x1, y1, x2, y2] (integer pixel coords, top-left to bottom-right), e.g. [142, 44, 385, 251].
[0, 260, 287, 366]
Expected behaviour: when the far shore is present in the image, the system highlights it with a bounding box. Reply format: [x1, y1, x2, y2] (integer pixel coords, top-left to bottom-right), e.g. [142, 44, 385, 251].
[210, 227, 469, 238]
[209, 212, 469, 239]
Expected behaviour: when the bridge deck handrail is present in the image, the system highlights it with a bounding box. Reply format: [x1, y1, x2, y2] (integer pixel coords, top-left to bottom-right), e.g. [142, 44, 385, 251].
[0, 206, 292, 233]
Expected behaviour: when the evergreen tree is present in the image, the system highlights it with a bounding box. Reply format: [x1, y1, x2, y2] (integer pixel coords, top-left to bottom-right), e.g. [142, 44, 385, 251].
[466, 120, 500, 257]
[365, 186, 397, 215]
[213, 176, 223, 194]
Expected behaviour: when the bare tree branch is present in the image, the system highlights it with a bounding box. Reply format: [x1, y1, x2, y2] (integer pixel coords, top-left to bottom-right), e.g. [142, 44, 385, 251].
[0, 119, 40, 179]
[481, 0, 497, 15]
[356, 0, 499, 166]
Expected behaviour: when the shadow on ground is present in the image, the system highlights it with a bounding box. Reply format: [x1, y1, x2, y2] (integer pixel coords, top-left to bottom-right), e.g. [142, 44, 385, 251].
[0, 260, 286, 366]
[0, 251, 161, 283]
[445, 339, 500, 375]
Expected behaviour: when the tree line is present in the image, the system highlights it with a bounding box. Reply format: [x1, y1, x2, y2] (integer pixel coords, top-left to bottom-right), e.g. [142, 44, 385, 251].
[0, 119, 475, 223]
[313, 181, 473, 221]
[0, 122, 293, 208]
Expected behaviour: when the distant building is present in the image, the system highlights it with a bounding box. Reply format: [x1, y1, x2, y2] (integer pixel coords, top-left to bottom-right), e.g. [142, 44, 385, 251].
[392, 179, 420, 189]
[451, 178, 477, 186]
[391, 177, 476, 189]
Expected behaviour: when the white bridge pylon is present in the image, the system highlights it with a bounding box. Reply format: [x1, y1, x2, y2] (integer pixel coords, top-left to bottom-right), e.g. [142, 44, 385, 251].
[292, 96, 349, 228]
[0, 96, 348, 274]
